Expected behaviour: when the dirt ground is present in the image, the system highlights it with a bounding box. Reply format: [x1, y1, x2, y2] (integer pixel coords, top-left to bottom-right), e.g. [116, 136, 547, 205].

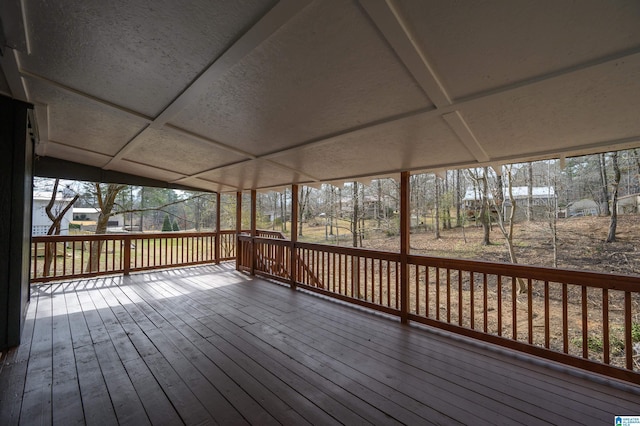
[364, 215, 640, 277]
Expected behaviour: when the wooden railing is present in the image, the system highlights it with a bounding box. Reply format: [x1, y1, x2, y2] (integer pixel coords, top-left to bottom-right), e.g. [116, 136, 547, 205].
[237, 235, 640, 384]
[31, 230, 239, 283]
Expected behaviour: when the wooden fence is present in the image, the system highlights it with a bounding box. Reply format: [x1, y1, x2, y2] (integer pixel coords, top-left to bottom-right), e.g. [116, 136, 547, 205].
[238, 235, 640, 385]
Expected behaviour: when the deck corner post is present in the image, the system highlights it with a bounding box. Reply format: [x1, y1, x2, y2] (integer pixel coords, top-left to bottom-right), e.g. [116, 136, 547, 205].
[236, 191, 242, 271]
[250, 189, 257, 276]
[400, 171, 410, 324]
[215, 192, 221, 264]
[290, 184, 299, 289]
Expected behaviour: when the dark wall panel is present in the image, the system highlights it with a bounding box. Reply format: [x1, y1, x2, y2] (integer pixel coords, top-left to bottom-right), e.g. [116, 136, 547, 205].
[0, 95, 33, 350]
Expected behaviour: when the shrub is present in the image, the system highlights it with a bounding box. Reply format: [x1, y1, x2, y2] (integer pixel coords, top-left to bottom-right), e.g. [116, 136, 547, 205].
[172, 221, 180, 231]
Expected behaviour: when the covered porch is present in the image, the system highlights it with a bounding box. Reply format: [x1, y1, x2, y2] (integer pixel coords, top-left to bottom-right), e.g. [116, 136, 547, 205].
[2, 263, 639, 425]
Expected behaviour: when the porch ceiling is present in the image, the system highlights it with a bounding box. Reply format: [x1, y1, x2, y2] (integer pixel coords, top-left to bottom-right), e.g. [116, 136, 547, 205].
[2, 0, 640, 192]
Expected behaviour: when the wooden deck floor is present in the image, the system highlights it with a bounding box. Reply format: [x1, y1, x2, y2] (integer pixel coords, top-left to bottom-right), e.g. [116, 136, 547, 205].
[1, 263, 639, 425]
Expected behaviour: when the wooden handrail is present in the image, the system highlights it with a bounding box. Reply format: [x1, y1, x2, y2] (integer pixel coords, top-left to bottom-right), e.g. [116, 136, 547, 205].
[31, 230, 244, 283]
[238, 235, 640, 385]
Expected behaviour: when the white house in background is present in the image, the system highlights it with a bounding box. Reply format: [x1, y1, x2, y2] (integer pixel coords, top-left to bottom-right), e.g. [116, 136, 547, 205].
[72, 207, 126, 232]
[616, 193, 640, 215]
[32, 191, 75, 236]
[463, 186, 557, 221]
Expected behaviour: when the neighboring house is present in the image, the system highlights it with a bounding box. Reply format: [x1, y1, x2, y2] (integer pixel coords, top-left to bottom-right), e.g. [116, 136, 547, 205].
[71, 207, 126, 232]
[616, 193, 640, 214]
[32, 191, 75, 236]
[566, 199, 599, 217]
[339, 194, 382, 219]
[463, 186, 556, 222]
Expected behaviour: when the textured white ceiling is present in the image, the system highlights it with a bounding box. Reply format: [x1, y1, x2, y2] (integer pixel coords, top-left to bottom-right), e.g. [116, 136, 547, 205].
[2, 0, 640, 192]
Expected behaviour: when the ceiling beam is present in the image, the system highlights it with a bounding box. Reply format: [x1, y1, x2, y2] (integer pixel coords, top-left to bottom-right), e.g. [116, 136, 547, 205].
[103, 0, 313, 170]
[0, 49, 27, 100]
[360, 0, 451, 108]
[248, 49, 640, 169]
[20, 69, 153, 123]
[442, 111, 490, 163]
[150, 0, 313, 129]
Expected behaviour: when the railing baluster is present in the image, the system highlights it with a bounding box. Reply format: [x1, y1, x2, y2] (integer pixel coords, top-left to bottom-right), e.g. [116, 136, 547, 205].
[544, 281, 550, 349]
[625, 291, 632, 370]
[414, 264, 419, 315]
[483, 273, 487, 333]
[395, 261, 399, 309]
[497, 275, 502, 337]
[582, 285, 588, 359]
[458, 270, 463, 326]
[435, 267, 440, 321]
[512, 276, 517, 340]
[528, 278, 533, 345]
[603, 288, 610, 364]
[562, 283, 568, 354]
[386, 260, 391, 307]
[425, 266, 430, 318]
[470, 272, 475, 330]
[446, 269, 451, 323]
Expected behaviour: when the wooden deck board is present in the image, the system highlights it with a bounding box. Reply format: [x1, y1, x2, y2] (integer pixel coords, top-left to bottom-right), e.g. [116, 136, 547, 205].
[2, 263, 640, 425]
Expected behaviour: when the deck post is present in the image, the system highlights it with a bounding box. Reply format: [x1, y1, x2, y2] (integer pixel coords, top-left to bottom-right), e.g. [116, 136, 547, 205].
[250, 189, 257, 276]
[290, 184, 299, 289]
[215, 192, 221, 264]
[236, 191, 242, 271]
[400, 171, 410, 324]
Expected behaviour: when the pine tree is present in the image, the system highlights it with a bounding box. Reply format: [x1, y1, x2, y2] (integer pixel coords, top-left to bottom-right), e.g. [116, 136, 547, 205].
[162, 214, 172, 232]
[172, 220, 180, 231]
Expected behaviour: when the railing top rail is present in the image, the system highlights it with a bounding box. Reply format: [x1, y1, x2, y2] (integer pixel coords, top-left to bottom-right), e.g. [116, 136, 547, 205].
[407, 254, 640, 290]
[255, 230, 287, 239]
[241, 235, 640, 291]
[33, 230, 245, 243]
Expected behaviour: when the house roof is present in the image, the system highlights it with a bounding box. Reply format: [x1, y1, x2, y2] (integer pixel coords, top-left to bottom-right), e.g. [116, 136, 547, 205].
[2, 1, 640, 192]
[463, 187, 555, 201]
[32, 191, 75, 202]
[72, 207, 101, 215]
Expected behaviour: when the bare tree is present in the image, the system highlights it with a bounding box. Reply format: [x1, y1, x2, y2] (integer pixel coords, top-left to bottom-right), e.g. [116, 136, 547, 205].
[298, 186, 311, 236]
[599, 153, 611, 216]
[434, 176, 441, 239]
[86, 183, 127, 272]
[480, 168, 491, 245]
[351, 182, 360, 247]
[490, 166, 526, 293]
[456, 169, 462, 227]
[43, 179, 79, 276]
[527, 162, 534, 221]
[606, 152, 621, 243]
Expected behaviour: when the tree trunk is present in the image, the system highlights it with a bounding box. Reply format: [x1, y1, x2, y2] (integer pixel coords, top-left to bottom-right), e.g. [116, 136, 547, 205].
[43, 179, 79, 277]
[606, 152, 620, 242]
[445, 172, 452, 229]
[352, 182, 359, 247]
[376, 179, 382, 228]
[527, 162, 534, 221]
[298, 187, 310, 237]
[434, 177, 441, 239]
[599, 153, 611, 216]
[86, 183, 125, 272]
[481, 168, 490, 245]
[456, 169, 462, 227]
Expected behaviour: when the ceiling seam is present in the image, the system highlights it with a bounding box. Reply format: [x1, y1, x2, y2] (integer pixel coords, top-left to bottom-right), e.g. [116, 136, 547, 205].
[359, 0, 451, 108]
[102, 0, 313, 172]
